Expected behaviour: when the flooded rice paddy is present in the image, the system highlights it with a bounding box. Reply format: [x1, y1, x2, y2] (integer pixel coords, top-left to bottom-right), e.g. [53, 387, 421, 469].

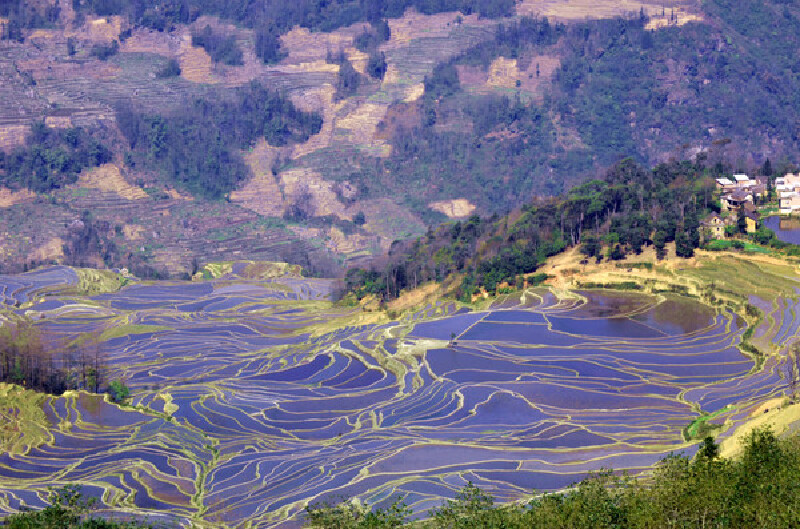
[0, 267, 789, 527]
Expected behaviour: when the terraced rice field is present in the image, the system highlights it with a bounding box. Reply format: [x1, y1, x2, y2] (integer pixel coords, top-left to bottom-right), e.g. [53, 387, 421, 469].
[0, 265, 792, 527]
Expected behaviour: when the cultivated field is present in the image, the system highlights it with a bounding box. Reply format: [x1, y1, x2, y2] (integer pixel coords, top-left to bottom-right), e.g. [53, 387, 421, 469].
[0, 251, 795, 526]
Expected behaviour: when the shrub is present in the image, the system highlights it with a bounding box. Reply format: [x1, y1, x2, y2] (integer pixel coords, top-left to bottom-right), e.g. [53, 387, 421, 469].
[108, 379, 129, 403]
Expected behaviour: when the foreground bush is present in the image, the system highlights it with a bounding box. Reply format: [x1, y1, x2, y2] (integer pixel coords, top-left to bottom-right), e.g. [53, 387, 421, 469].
[306, 429, 800, 528]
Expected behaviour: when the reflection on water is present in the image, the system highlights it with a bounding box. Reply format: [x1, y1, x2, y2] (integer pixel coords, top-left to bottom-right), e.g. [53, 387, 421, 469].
[0, 271, 780, 527]
[765, 216, 800, 244]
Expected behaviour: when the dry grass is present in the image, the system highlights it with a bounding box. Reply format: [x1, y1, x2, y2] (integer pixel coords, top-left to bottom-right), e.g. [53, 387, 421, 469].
[0, 187, 35, 207]
[517, 0, 697, 20]
[83, 16, 123, 42]
[123, 224, 145, 241]
[720, 399, 800, 459]
[164, 187, 193, 201]
[28, 237, 64, 262]
[645, 9, 704, 29]
[280, 167, 349, 219]
[230, 139, 286, 217]
[121, 29, 175, 56]
[178, 32, 214, 84]
[383, 8, 484, 49]
[289, 85, 339, 159]
[336, 102, 393, 156]
[326, 226, 378, 254]
[76, 163, 148, 200]
[280, 26, 362, 65]
[374, 101, 422, 141]
[458, 54, 560, 101]
[388, 282, 441, 312]
[355, 198, 426, 247]
[0, 124, 33, 151]
[428, 199, 477, 218]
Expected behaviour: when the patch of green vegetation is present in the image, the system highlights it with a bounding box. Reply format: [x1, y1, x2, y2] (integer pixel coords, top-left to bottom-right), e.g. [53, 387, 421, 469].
[98, 324, 170, 342]
[347, 158, 715, 303]
[706, 239, 734, 251]
[75, 268, 129, 295]
[684, 406, 732, 441]
[108, 379, 130, 404]
[614, 262, 653, 270]
[0, 383, 50, 455]
[576, 281, 642, 291]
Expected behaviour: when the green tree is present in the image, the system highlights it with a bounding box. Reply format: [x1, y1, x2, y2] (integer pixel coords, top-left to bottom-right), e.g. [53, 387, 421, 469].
[675, 231, 694, 258]
[108, 379, 129, 403]
[653, 230, 666, 260]
[737, 206, 747, 234]
[367, 51, 388, 80]
[698, 435, 719, 460]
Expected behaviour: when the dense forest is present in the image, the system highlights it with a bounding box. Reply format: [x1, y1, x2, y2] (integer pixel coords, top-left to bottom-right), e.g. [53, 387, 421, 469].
[346, 157, 720, 301]
[335, 1, 800, 216]
[306, 429, 800, 529]
[116, 82, 322, 199]
[0, 124, 111, 193]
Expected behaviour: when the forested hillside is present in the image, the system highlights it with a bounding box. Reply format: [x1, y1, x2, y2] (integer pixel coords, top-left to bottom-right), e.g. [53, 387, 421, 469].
[344, 155, 758, 302]
[337, 0, 800, 214]
[1, 0, 800, 277]
[116, 82, 322, 199]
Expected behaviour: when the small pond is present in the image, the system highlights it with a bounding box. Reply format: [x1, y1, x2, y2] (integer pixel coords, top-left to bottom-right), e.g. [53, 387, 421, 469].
[764, 215, 800, 244]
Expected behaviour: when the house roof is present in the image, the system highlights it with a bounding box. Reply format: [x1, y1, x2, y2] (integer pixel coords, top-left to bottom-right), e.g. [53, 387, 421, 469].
[716, 178, 734, 185]
[726, 190, 750, 201]
[733, 174, 749, 181]
[701, 213, 727, 227]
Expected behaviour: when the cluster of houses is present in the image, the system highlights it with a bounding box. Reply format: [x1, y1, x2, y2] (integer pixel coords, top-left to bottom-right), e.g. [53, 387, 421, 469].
[775, 173, 800, 214]
[703, 174, 765, 239]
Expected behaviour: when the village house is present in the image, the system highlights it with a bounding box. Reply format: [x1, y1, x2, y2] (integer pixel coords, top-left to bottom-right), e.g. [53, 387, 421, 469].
[733, 174, 756, 186]
[701, 213, 726, 240]
[776, 172, 800, 191]
[715, 177, 736, 193]
[780, 193, 800, 214]
[721, 190, 752, 212]
[745, 208, 760, 233]
[717, 173, 768, 215]
[776, 173, 800, 214]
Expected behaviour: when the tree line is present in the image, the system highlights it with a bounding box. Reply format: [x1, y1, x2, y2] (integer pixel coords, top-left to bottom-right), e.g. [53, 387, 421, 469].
[345, 157, 719, 302]
[0, 320, 106, 395]
[4, 485, 149, 528]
